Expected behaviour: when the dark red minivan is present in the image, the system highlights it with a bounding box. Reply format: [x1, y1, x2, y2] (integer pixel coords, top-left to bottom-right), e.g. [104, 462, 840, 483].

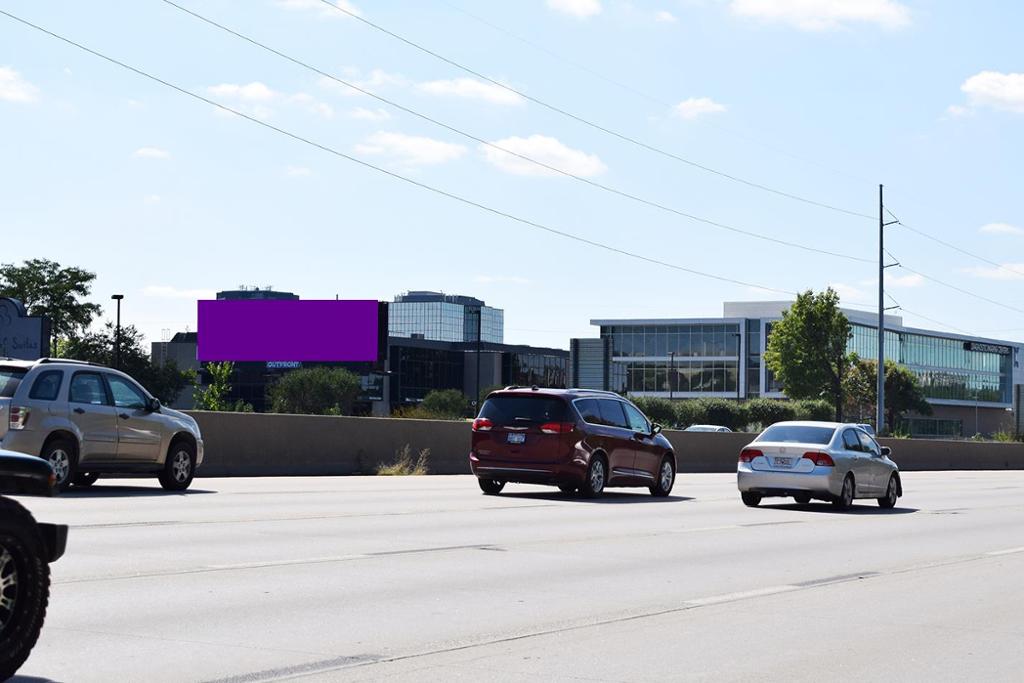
[470, 388, 676, 498]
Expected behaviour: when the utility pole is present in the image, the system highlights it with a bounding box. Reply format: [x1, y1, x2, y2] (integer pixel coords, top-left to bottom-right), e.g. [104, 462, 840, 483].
[475, 308, 482, 413]
[878, 185, 885, 435]
[111, 294, 124, 370]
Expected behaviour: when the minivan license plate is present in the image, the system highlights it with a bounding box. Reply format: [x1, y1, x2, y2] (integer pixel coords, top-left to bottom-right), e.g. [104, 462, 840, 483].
[773, 457, 793, 467]
[507, 433, 526, 444]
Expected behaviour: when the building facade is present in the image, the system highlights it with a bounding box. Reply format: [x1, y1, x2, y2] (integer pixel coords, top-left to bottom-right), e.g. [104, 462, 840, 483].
[388, 291, 503, 344]
[571, 301, 1022, 437]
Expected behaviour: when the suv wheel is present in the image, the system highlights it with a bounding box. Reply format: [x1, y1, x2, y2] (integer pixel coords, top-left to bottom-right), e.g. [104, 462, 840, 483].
[0, 498, 51, 682]
[579, 456, 606, 499]
[159, 442, 196, 492]
[649, 458, 675, 497]
[478, 478, 505, 495]
[41, 439, 76, 492]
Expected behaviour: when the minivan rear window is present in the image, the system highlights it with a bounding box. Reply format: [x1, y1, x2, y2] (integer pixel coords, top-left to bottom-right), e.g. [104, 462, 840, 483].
[0, 367, 27, 398]
[479, 396, 568, 424]
[756, 425, 836, 445]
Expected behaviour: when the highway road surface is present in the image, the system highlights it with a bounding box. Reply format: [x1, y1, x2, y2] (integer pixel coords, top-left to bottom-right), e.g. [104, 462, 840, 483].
[12, 472, 1024, 682]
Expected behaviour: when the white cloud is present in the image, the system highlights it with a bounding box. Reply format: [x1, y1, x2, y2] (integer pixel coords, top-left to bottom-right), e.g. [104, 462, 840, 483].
[887, 273, 924, 288]
[134, 147, 170, 159]
[730, 0, 911, 31]
[318, 69, 408, 97]
[959, 71, 1024, 114]
[655, 10, 678, 23]
[417, 78, 524, 105]
[828, 282, 867, 301]
[349, 107, 392, 121]
[143, 285, 217, 300]
[475, 275, 531, 285]
[288, 93, 335, 118]
[207, 82, 333, 119]
[673, 97, 727, 120]
[355, 131, 467, 166]
[547, 0, 602, 19]
[285, 165, 312, 177]
[480, 135, 607, 178]
[144, 195, 162, 204]
[962, 264, 1024, 282]
[980, 222, 1024, 236]
[275, 0, 361, 19]
[945, 104, 971, 119]
[208, 81, 278, 102]
[0, 67, 39, 103]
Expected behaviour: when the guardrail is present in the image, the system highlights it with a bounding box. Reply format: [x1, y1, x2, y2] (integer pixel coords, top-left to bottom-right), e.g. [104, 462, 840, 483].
[187, 411, 1024, 477]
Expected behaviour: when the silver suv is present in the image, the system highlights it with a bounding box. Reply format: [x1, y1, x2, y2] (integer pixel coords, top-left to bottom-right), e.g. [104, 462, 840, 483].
[0, 358, 204, 491]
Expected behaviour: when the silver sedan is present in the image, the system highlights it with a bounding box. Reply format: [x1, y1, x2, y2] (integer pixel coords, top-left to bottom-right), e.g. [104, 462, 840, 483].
[736, 421, 901, 509]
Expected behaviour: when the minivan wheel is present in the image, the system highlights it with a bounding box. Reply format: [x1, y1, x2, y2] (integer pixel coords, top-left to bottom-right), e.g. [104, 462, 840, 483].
[877, 475, 898, 509]
[579, 457, 606, 499]
[41, 439, 77, 492]
[478, 478, 505, 495]
[741, 491, 761, 507]
[649, 458, 675, 497]
[0, 498, 51, 682]
[833, 474, 855, 510]
[73, 473, 99, 488]
[159, 442, 196, 492]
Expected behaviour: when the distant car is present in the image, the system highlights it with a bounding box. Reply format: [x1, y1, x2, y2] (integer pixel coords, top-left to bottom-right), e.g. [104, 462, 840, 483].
[0, 358, 204, 491]
[736, 421, 901, 510]
[0, 448, 67, 680]
[470, 388, 676, 498]
[684, 425, 733, 433]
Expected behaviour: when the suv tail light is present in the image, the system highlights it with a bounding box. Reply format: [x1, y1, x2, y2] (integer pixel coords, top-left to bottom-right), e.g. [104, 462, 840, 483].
[472, 417, 493, 432]
[9, 406, 30, 430]
[539, 422, 575, 435]
[739, 448, 763, 463]
[802, 452, 835, 467]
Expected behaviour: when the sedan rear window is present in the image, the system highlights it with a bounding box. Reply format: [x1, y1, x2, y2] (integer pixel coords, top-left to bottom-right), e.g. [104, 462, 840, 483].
[0, 367, 27, 398]
[756, 425, 836, 445]
[479, 396, 568, 425]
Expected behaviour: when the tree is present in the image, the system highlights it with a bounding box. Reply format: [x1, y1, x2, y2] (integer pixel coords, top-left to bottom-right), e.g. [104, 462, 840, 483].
[843, 357, 932, 431]
[420, 389, 469, 419]
[61, 323, 193, 405]
[842, 354, 876, 422]
[764, 288, 852, 420]
[268, 367, 361, 415]
[0, 259, 102, 354]
[193, 362, 235, 412]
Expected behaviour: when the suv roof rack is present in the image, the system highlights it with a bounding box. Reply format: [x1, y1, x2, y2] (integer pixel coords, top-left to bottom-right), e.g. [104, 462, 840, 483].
[37, 358, 105, 367]
[567, 388, 622, 397]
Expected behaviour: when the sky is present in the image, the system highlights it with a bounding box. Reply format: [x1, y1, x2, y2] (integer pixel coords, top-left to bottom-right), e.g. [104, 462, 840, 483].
[1, 0, 1023, 351]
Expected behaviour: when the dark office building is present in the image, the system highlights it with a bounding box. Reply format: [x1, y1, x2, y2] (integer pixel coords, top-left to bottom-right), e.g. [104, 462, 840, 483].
[216, 287, 299, 301]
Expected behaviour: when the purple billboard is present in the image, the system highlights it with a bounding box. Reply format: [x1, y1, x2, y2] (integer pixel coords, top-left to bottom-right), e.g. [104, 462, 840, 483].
[197, 300, 384, 362]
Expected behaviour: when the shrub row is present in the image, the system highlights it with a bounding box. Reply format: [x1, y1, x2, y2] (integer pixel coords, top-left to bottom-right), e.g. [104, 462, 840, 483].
[629, 396, 834, 432]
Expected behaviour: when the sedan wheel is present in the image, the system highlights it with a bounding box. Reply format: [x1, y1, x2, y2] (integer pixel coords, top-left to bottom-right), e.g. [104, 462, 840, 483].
[877, 475, 898, 509]
[793, 493, 811, 505]
[741, 491, 761, 507]
[833, 474, 854, 510]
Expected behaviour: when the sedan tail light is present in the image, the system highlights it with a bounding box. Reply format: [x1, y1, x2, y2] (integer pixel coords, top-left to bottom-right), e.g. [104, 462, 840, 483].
[738, 448, 763, 463]
[540, 422, 575, 435]
[9, 406, 30, 430]
[472, 417, 493, 432]
[802, 452, 835, 467]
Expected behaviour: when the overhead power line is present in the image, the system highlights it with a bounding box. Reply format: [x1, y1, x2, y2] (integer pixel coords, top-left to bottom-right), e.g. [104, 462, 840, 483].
[0, 9, 801, 299]
[310, 0, 875, 220]
[158, 0, 872, 265]
[893, 261, 1024, 316]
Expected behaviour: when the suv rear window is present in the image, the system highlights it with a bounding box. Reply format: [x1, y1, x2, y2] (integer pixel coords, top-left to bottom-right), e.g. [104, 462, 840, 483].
[479, 396, 568, 425]
[756, 425, 836, 445]
[0, 367, 27, 398]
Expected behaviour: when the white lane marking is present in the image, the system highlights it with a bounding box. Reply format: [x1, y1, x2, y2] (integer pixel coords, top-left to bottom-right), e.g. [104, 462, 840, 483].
[986, 547, 1024, 557]
[207, 555, 369, 570]
[672, 525, 739, 534]
[686, 585, 800, 606]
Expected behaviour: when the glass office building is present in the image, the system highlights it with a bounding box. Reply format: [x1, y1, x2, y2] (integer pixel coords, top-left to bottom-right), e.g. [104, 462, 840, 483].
[389, 291, 504, 343]
[571, 301, 1022, 436]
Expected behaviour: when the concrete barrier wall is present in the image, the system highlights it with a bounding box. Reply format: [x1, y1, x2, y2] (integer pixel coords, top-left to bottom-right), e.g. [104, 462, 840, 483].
[188, 412, 1024, 477]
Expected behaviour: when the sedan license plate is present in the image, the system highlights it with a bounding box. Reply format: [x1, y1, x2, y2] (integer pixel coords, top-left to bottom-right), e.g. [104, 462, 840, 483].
[773, 456, 793, 467]
[507, 433, 526, 445]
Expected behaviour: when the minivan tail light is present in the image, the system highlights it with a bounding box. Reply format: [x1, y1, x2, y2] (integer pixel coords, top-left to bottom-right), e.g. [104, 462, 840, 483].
[540, 422, 575, 435]
[472, 417, 493, 432]
[739, 448, 763, 463]
[802, 452, 835, 467]
[9, 406, 30, 430]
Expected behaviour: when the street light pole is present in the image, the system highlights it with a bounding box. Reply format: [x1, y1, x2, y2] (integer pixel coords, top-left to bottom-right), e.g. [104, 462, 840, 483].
[111, 294, 124, 369]
[668, 351, 675, 400]
[731, 332, 742, 402]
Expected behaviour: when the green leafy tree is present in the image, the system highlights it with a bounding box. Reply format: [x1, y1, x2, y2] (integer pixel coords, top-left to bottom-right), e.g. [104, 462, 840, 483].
[268, 366, 361, 415]
[843, 357, 932, 431]
[60, 323, 192, 405]
[0, 259, 102, 354]
[420, 389, 470, 419]
[842, 354, 876, 422]
[194, 361, 236, 412]
[764, 289, 853, 420]
[744, 398, 797, 429]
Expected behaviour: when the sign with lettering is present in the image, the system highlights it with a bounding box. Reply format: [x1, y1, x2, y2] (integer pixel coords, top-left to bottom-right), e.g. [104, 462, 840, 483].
[0, 298, 50, 361]
[963, 341, 1012, 356]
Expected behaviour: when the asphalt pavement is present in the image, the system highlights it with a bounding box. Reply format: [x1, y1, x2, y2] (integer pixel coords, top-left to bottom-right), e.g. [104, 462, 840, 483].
[11, 472, 1024, 682]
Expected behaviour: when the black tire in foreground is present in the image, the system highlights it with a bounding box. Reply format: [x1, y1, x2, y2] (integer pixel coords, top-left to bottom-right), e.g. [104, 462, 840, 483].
[478, 478, 505, 495]
[0, 497, 51, 682]
[159, 441, 196, 492]
[741, 491, 762, 507]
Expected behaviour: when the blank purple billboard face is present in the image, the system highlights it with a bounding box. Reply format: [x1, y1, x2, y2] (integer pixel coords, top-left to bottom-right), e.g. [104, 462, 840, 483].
[198, 300, 381, 362]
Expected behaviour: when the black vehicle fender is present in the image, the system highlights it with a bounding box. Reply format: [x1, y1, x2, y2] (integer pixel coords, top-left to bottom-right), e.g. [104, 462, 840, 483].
[36, 522, 68, 564]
